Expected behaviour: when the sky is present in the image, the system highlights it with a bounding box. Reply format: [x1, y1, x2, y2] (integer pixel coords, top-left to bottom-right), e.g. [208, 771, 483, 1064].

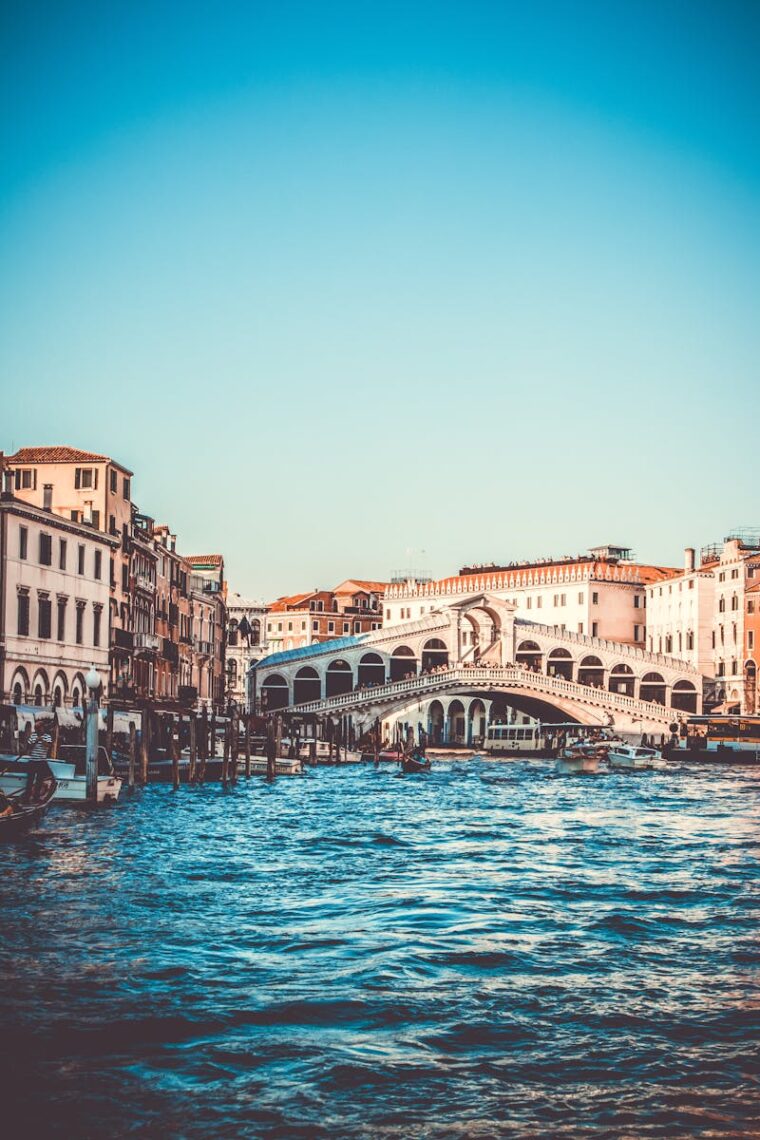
[1, 1, 758, 600]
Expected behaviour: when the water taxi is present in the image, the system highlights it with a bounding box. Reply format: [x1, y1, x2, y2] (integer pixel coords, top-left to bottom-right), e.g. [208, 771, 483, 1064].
[555, 744, 602, 775]
[608, 743, 660, 771]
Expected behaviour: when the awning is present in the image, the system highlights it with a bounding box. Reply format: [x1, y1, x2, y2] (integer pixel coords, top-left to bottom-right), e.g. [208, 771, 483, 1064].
[55, 709, 83, 729]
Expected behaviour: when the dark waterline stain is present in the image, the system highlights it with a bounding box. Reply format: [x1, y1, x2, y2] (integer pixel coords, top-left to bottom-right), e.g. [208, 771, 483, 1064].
[1, 760, 759, 1138]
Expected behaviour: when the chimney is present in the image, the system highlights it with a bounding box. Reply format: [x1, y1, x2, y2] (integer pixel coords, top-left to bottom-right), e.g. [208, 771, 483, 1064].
[170, 535, 176, 552]
[684, 547, 695, 573]
[1, 467, 14, 500]
[43, 483, 53, 511]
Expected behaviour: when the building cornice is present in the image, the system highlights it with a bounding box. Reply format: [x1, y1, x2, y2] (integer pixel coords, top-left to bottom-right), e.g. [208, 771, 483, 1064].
[0, 498, 120, 547]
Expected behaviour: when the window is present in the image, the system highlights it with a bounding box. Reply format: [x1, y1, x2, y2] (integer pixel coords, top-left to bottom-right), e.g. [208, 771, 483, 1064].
[287, 621, 293, 632]
[749, 601, 756, 615]
[312, 620, 319, 631]
[78, 545, 85, 574]
[731, 595, 739, 611]
[711, 630, 716, 649]
[686, 631, 694, 650]
[93, 606, 102, 647]
[591, 592, 599, 605]
[536, 597, 542, 609]
[94, 550, 102, 579]
[110, 469, 117, 493]
[75, 467, 95, 489]
[15, 468, 36, 489]
[91, 510, 100, 530]
[57, 597, 66, 641]
[343, 622, 349, 633]
[719, 597, 726, 613]
[634, 595, 640, 608]
[386, 608, 391, 620]
[123, 477, 130, 500]
[634, 624, 642, 641]
[578, 592, 584, 604]
[17, 591, 30, 636]
[38, 593, 52, 639]
[665, 635, 673, 654]
[560, 594, 567, 606]
[731, 568, 739, 579]
[19, 526, 27, 560]
[122, 564, 129, 591]
[39, 533, 52, 565]
[327, 621, 335, 633]
[578, 622, 584, 634]
[109, 514, 117, 536]
[59, 539, 67, 570]
[553, 594, 559, 606]
[749, 631, 755, 650]
[688, 579, 694, 590]
[70, 510, 81, 523]
[591, 621, 599, 636]
[526, 597, 532, 609]
[719, 572, 725, 582]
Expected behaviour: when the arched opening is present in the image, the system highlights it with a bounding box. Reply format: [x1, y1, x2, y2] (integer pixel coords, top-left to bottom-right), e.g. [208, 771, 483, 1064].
[34, 685, 43, 707]
[577, 655, 604, 688]
[357, 652, 386, 689]
[325, 659, 353, 698]
[428, 699, 444, 744]
[640, 671, 666, 705]
[468, 699, 487, 746]
[390, 645, 417, 682]
[609, 663, 635, 696]
[32, 670, 49, 707]
[12, 681, 23, 705]
[447, 699, 466, 744]
[294, 666, 321, 705]
[671, 679, 698, 713]
[516, 640, 543, 672]
[261, 673, 290, 711]
[547, 648, 574, 681]
[422, 638, 449, 673]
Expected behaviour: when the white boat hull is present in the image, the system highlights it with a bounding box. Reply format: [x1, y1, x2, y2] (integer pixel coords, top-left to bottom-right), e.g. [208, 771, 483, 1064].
[0, 765, 122, 802]
[556, 755, 600, 774]
[248, 758, 305, 777]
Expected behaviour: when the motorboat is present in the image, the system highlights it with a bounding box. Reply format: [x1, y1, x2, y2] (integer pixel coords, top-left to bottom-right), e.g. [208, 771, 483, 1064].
[297, 738, 363, 765]
[0, 745, 122, 803]
[247, 756, 305, 777]
[0, 760, 58, 838]
[608, 743, 660, 771]
[555, 743, 602, 775]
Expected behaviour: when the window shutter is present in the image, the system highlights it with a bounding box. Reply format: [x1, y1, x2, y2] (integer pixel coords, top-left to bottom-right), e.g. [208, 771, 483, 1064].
[75, 468, 81, 489]
[94, 468, 98, 490]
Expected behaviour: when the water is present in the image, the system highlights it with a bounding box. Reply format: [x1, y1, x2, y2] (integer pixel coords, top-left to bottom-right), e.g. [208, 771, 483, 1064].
[2, 759, 759, 1138]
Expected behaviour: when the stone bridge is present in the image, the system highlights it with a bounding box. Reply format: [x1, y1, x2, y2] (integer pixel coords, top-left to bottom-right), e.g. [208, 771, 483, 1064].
[250, 593, 703, 736]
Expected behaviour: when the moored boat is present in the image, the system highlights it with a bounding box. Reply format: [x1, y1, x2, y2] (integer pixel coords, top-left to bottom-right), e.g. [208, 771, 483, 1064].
[0, 760, 57, 837]
[608, 744, 660, 771]
[0, 745, 122, 803]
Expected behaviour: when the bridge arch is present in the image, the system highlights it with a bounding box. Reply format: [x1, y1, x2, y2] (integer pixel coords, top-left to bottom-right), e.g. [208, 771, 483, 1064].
[516, 640, 543, 671]
[390, 645, 417, 682]
[468, 698, 487, 745]
[294, 666, 321, 705]
[547, 647, 574, 681]
[422, 638, 449, 672]
[326, 659, 353, 698]
[578, 655, 604, 687]
[358, 652, 386, 688]
[671, 679, 698, 713]
[447, 698, 466, 744]
[262, 672, 290, 710]
[609, 662, 634, 696]
[640, 671, 666, 705]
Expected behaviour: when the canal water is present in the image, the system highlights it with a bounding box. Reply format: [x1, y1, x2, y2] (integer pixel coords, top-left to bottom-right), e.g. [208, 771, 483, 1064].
[1, 759, 759, 1138]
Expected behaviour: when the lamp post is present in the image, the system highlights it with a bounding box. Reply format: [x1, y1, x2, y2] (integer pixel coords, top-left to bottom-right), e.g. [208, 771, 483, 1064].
[85, 665, 101, 804]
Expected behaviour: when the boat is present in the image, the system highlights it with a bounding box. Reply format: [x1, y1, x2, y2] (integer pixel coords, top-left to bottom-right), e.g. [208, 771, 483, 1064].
[0, 745, 122, 803]
[0, 760, 57, 837]
[247, 756, 305, 777]
[555, 743, 602, 775]
[665, 715, 760, 765]
[401, 753, 432, 774]
[484, 721, 608, 758]
[608, 743, 660, 771]
[297, 739, 363, 765]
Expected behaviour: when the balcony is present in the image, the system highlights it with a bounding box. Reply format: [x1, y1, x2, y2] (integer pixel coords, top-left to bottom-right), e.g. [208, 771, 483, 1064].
[113, 628, 134, 651]
[180, 633, 193, 646]
[169, 603, 179, 625]
[133, 572, 155, 594]
[178, 685, 198, 706]
[162, 638, 179, 664]
[134, 632, 160, 653]
[194, 638, 214, 656]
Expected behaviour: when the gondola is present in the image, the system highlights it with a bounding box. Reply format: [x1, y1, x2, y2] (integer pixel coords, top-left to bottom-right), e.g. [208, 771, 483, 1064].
[0, 760, 57, 838]
[401, 752, 432, 774]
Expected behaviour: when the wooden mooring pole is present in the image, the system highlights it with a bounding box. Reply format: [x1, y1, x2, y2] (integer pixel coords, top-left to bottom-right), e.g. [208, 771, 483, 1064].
[140, 708, 150, 785]
[244, 714, 251, 778]
[230, 714, 238, 785]
[128, 720, 136, 789]
[188, 715, 197, 785]
[171, 715, 180, 791]
[221, 720, 230, 787]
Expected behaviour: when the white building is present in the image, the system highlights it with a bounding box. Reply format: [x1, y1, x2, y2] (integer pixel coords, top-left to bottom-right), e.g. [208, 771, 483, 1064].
[225, 591, 268, 709]
[711, 535, 760, 710]
[645, 547, 716, 676]
[384, 546, 678, 655]
[0, 489, 116, 707]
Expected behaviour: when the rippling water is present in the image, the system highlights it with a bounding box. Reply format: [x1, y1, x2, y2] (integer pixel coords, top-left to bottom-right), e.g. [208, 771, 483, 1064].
[2, 759, 759, 1137]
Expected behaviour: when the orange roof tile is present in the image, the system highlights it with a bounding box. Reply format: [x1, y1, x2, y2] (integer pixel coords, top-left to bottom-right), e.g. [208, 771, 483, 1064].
[333, 578, 389, 594]
[186, 554, 224, 567]
[7, 446, 133, 474]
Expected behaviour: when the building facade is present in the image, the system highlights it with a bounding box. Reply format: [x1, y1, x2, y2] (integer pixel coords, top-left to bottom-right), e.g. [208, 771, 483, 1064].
[0, 488, 116, 707]
[645, 547, 716, 676]
[266, 580, 386, 654]
[4, 446, 135, 694]
[225, 591, 268, 710]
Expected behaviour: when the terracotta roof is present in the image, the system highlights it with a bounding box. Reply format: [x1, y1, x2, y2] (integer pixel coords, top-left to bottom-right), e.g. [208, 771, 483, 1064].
[7, 446, 133, 474]
[186, 554, 224, 567]
[333, 578, 389, 595]
[267, 592, 315, 613]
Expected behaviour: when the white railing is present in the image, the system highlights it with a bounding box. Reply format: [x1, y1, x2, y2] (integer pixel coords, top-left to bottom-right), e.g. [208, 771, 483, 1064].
[284, 665, 680, 723]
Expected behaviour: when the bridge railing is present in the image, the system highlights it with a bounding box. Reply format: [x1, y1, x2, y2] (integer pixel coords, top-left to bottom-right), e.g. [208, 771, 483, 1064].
[516, 621, 697, 674]
[285, 665, 681, 723]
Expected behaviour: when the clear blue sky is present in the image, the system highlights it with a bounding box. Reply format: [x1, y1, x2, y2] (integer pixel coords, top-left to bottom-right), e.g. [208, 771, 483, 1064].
[2, 1, 758, 599]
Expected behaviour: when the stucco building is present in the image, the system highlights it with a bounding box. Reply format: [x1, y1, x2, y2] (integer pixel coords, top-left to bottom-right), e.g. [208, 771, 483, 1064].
[266, 579, 386, 653]
[0, 481, 116, 707]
